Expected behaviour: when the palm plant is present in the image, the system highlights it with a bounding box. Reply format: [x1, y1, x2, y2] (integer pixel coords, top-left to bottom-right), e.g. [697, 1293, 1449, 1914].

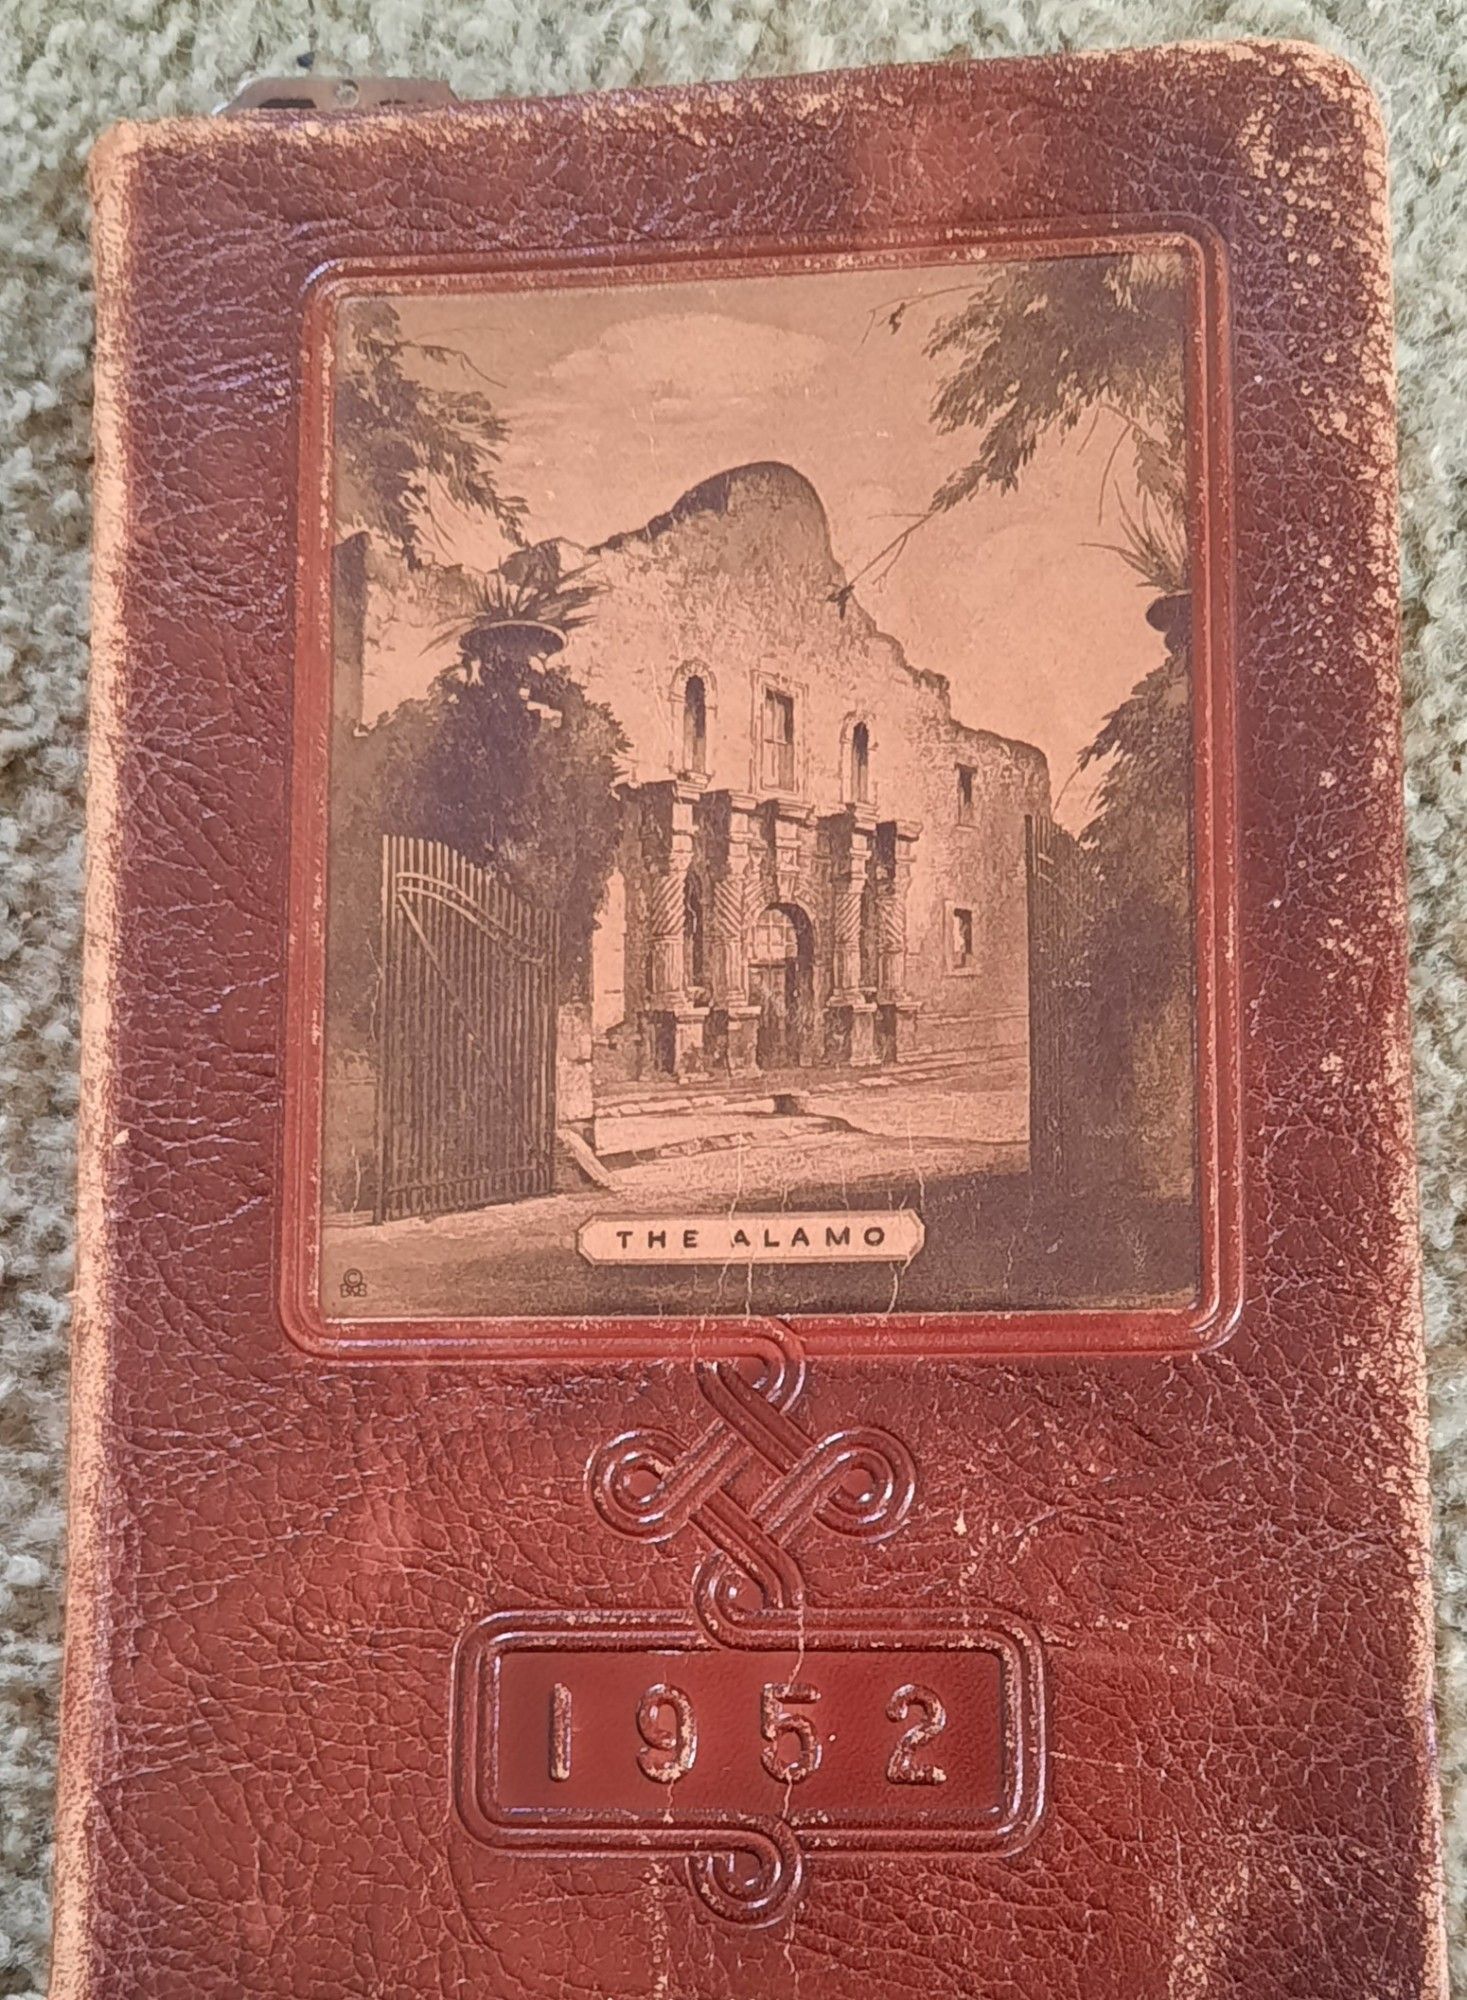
[431, 544, 602, 677]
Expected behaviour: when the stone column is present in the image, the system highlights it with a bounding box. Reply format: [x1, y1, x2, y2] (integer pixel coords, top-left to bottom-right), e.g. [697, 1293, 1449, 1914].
[826, 810, 877, 1066]
[645, 861, 688, 1008]
[768, 802, 816, 1069]
[877, 820, 922, 1060]
[709, 792, 762, 1073]
[644, 781, 709, 1076]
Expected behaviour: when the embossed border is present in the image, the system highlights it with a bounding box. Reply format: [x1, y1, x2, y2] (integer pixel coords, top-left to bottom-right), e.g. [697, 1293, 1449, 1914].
[281, 224, 1241, 1361]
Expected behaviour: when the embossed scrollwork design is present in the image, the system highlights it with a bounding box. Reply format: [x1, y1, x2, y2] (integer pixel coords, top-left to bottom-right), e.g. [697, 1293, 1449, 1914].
[590, 1348, 916, 1650]
[453, 1341, 1046, 1938]
[688, 1818, 804, 1926]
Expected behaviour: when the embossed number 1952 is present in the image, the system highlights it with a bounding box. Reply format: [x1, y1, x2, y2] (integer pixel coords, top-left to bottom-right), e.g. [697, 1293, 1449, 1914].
[460, 1627, 1033, 1865]
[549, 1677, 949, 1787]
[479, 1641, 1010, 1828]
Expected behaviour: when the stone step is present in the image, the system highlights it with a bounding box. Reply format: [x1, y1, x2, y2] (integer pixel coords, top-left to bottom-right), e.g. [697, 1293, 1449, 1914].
[598, 1112, 849, 1172]
[594, 1045, 1024, 1113]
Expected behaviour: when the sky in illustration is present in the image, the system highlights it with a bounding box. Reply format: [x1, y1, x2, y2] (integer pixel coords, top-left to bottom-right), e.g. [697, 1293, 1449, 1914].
[346, 255, 1183, 831]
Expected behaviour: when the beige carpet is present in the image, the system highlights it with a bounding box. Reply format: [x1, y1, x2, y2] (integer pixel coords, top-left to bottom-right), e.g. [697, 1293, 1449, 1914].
[1, 1, 1463, 1992]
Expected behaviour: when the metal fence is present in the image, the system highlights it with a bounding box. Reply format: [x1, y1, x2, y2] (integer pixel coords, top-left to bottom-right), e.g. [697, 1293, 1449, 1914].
[375, 835, 557, 1222]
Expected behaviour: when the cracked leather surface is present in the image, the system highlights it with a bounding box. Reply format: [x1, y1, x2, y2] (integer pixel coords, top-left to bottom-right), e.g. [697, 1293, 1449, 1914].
[56, 41, 1442, 1999]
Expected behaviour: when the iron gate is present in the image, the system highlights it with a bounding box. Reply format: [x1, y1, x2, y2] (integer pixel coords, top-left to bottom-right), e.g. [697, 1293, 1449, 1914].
[375, 835, 557, 1222]
[1024, 814, 1097, 1193]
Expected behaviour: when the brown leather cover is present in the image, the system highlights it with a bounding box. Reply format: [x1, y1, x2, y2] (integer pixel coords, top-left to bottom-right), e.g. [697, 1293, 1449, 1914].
[61, 42, 1443, 1998]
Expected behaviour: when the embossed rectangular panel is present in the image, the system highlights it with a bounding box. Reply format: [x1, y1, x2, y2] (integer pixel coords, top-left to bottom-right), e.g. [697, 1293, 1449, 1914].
[487, 1642, 1007, 1820]
[452, 1602, 1045, 1925]
[63, 41, 1442, 2000]
[283, 233, 1241, 1362]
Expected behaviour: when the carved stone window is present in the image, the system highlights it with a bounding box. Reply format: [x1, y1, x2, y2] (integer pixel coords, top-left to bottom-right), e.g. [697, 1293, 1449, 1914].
[850, 720, 871, 803]
[761, 688, 796, 792]
[751, 903, 799, 964]
[682, 674, 708, 775]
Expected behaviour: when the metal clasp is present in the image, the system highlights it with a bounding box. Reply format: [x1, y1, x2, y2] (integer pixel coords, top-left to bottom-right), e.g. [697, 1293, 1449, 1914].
[217, 73, 458, 115]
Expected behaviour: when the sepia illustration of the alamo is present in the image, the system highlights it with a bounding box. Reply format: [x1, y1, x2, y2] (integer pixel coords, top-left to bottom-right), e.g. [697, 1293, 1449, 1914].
[334, 460, 1051, 1150]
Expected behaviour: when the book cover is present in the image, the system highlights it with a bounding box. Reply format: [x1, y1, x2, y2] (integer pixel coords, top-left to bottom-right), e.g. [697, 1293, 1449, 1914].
[59, 42, 1442, 1997]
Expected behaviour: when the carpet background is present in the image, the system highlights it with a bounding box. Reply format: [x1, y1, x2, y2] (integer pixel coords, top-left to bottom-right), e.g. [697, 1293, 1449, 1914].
[1, 1, 1462, 1992]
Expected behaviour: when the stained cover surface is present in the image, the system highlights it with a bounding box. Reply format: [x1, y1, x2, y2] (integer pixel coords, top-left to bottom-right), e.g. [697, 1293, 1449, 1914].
[61, 43, 1441, 1999]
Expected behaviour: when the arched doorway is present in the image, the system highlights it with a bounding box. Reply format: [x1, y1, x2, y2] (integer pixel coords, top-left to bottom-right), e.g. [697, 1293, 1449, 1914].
[750, 902, 814, 1070]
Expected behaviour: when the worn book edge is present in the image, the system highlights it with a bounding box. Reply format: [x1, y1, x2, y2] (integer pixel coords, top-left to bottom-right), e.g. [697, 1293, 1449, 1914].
[47, 120, 146, 2000]
[50, 44, 1447, 1996]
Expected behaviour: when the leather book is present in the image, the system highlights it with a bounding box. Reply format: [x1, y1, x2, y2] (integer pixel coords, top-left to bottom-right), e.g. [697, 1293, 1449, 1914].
[61, 41, 1443, 1997]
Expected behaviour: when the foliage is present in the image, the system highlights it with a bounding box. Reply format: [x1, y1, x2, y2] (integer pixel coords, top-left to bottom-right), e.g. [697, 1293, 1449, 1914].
[917, 250, 1188, 522]
[329, 544, 624, 1040]
[1076, 492, 1193, 1117]
[852, 251, 1190, 602]
[329, 654, 627, 1042]
[335, 299, 528, 566]
[1090, 492, 1189, 597]
[398, 657, 626, 978]
[885, 250, 1197, 1178]
[433, 543, 602, 668]
[1076, 625, 1193, 1102]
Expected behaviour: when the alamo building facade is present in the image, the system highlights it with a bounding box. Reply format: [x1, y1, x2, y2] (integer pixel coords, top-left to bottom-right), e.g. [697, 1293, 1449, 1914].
[336, 460, 1052, 1155]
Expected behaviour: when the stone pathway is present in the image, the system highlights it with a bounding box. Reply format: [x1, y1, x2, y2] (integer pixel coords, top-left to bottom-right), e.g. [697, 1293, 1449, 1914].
[592, 1043, 1027, 1166]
